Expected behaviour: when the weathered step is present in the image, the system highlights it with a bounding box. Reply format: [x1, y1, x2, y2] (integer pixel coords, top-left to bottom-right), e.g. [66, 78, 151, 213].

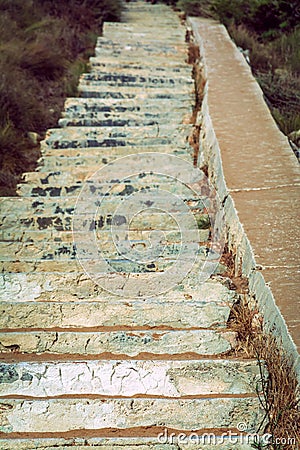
[0, 251, 224, 280]
[78, 84, 193, 99]
[0, 360, 263, 397]
[0, 299, 230, 330]
[0, 244, 216, 270]
[37, 149, 192, 171]
[0, 272, 234, 303]
[58, 116, 188, 129]
[0, 397, 263, 433]
[103, 22, 185, 38]
[0, 330, 237, 356]
[0, 437, 256, 449]
[0, 195, 207, 221]
[88, 60, 192, 77]
[0, 223, 214, 261]
[41, 125, 191, 149]
[19, 163, 202, 187]
[0, 229, 210, 246]
[90, 53, 190, 68]
[62, 96, 192, 116]
[58, 111, 191, 128]
[40, 142, 192, 158]
[93, 44, 187, 60]
[0, 196, 82, 216]
[80, 72, 193, 88]
[0, 194, 205, 221]
[16, 178, 200, 198]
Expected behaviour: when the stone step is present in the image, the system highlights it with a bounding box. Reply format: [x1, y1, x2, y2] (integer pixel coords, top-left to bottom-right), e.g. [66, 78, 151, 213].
[0, 193, 202, 219]
[93, 44, 187, 60]
[0, 204, 208, 230]
[0, 193, 205, 218]
[0, 360, 263, 397]
[90, 55, 190, 71]
[78, 83, 193, 99]
[0, 397, 263, 434]
[0, 437, 256, 449]
[0, 258, 225, 283]
[40, 141, 192, 155]
[40, 125, 191, 149]
[0, 271, 234, 303]
[0, 229, 210, 248]
[16, 179, 200, 198]
[62, 97, 192, 116]
[0, 330, 237, 356]
[58, 116, 188, 129]
[103, 22, 185, 38]
[20, 162, 202, 186]
[79, 72, 193, 89]
[0, 299, 230, 330]
[88, 60, 192, 77]
[37, 150, 192, 171]
[58, 112, 191, 128]
[0, 241, 215, 265]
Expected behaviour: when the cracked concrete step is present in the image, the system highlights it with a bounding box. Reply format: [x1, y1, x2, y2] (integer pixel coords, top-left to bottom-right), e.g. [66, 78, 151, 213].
[0, 227, 210, 244]
[103, 22, 185, 37]
[78, 84, 193, 99]
[93, 44, 187, 61]
[40, 125, 191, 149]
[0, 330, 237, 356]
[0, 257, 221, 285]
[0, 240, 215, 263]
[0, 272, 235, 303]
[16, 179, 200, 198]
[58, 111, 191, 128]
[58, 116, 189, 129]
[0, 193, 205, 225]
[0, 398, 263, 434]
[37, 152, 190, 170]
[62, 97, 192, 116]
[37, 145, 193, 172]
[80, 73, 192, 89]
[0, 195, 206, 220]
[43, 124, 191, 143]
[88, 61, 192, 78]
[19, 163, 202, 186]
[0, 360, 263, 397]
[0, 437, 256, 450]
[90, 55, 191, 71]
[76, 87, 192, 103]
[81, 69, 192, 82]
[97, 31, 186, 42]
[39, 142, 192, 157]
[0, 300, 230, 330]
[0, 255, 224, 279]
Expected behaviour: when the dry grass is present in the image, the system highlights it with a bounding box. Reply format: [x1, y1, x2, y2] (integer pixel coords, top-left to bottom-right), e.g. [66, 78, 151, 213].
[228, 297, 300, 448]
[219, 243, 300, 448]
[0, 0, 122, 196]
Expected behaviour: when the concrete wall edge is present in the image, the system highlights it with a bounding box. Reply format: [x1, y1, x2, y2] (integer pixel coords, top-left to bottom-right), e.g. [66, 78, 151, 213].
[188, 16, 300, 383]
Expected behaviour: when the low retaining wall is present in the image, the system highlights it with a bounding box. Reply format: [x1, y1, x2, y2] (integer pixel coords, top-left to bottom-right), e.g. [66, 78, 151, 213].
[189, 17, 300, 382]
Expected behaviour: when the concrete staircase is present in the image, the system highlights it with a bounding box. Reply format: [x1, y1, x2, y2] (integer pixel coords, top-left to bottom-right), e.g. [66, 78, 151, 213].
[0, 3, 265, 448]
